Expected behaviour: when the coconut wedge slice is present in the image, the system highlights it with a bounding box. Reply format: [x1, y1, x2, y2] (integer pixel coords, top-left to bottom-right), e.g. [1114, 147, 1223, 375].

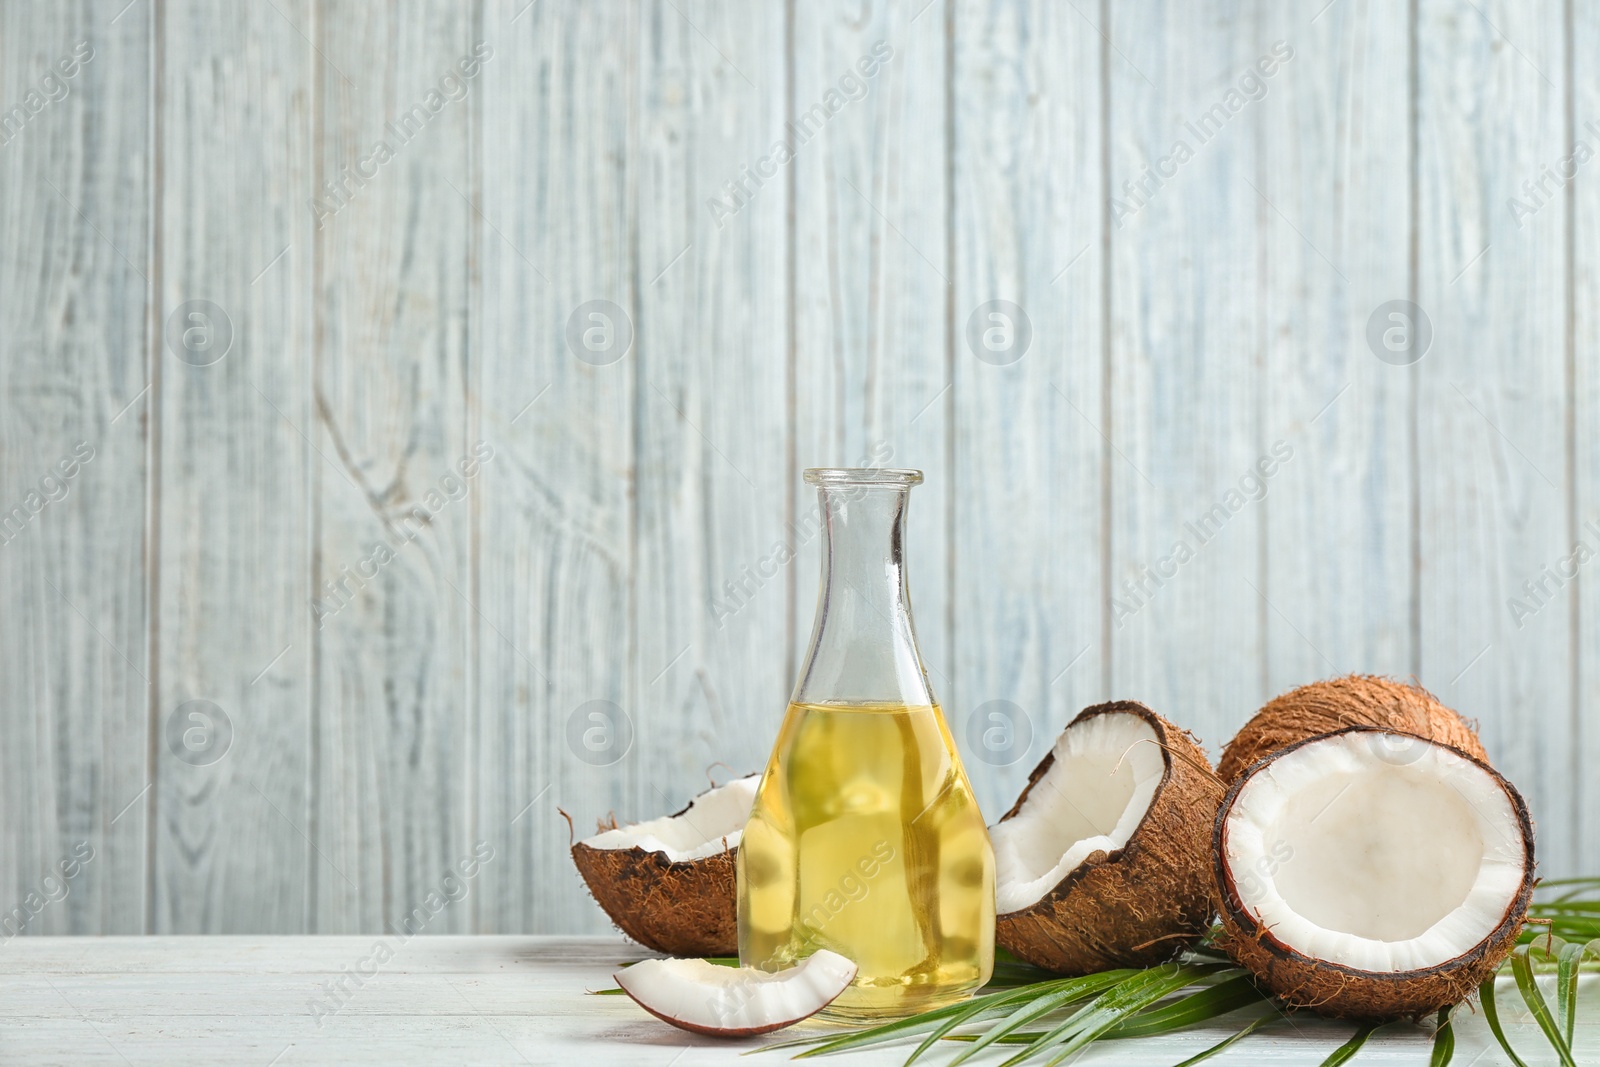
[614, 951, 858, 1037]
[1219, 675, 1486, 782]
[991, 701, 1218, 974]
[570, 774, 759, 957]
[1215, 728, 1534, 1019]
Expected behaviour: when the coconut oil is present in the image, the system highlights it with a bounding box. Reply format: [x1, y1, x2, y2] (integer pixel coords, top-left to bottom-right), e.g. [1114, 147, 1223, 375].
[737, 468, 995, 1019]
[739, 701, 994, 1018]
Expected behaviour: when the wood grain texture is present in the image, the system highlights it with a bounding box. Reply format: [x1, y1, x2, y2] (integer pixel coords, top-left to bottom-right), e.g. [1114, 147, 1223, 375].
[1258, 0, 1414, 693]
[1106, 0, 1268, 753]
[2, 936, 1594, 1065]
[949, 0, 1107, 820]
[790, 0, 953, 704]
[311, 0, 476, 935]
[473, 0, 639, 934]
[0, 0, 151, 934]
[2, 0, 1598, 940]
[632, 0, 789, 803]
[154, 0, 316, 931]
[1415, 0, 1576, 874]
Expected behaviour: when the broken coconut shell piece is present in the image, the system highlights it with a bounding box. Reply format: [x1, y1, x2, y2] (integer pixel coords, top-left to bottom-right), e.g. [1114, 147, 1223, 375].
[1218, 674, 1487, 782]
[569, 774, 759, 957]
[1214, 727, 1534, 1020]
[990, 701, 1219, 974]
[614, 951, 857, 1037]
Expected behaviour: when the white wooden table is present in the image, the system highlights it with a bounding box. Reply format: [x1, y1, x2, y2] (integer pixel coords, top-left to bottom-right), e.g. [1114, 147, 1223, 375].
[2, 937, 1590, 1065]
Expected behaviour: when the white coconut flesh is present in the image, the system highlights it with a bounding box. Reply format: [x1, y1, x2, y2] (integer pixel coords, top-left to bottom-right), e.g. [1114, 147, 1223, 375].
[1223, 732, 1527, 973]
[614, 951, 857, 1035]
[991, 712, 1166, 914]
[581, 775, 759, 861]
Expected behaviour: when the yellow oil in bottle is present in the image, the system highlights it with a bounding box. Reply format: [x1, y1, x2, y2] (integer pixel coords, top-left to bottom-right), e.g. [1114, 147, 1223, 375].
[737, 701, 995, 1019]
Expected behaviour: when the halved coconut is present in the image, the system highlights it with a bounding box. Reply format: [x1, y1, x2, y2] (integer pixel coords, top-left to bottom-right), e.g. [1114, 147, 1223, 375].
[1218, 675, 1486, 782]
[614, 950, 857, 1037]
[1215, 727, 1534, 1019]
[990, 701, 1219, 974]
[569, 774, 759, 957]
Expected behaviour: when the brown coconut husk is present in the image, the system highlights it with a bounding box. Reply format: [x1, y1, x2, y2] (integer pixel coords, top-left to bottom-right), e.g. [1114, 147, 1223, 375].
[994, 701, 1221, 974]
[566, 805, 740, 958]
[1213, 727, 1535, 1020]
[1217, 675, 1487, 782]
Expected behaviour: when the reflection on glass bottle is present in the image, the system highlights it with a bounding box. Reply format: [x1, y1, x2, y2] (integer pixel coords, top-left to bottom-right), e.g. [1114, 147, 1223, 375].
[737, 468, 995, 1020]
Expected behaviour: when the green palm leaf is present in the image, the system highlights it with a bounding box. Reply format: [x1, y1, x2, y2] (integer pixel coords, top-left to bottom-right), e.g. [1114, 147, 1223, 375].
[1319, 1022, 1381, 1067]
[996, 963, 1223, 1067]
[1555, 939, 1584, 1047]
[1510, 944, 1576, 1067]
[1480, 972, 1530, 1067]
[1167, 1012, 1281, 1067]
[906, 975, 1126, 1065]
[944, 970, 1135, 1066]
[1429, 1006, 1454, 1067]
[1108, 972, 1267, 1037]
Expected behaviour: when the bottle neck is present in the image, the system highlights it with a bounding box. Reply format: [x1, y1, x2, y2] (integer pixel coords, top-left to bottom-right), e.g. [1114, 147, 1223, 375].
[791, 483, 935, 708]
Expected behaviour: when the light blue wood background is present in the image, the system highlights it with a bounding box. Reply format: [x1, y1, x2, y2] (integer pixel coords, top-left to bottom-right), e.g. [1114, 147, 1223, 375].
[0, 0, 1594, 935]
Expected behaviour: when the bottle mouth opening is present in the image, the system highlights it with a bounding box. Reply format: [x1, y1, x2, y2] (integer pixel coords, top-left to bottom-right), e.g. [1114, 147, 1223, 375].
[804, 467, 924, 488]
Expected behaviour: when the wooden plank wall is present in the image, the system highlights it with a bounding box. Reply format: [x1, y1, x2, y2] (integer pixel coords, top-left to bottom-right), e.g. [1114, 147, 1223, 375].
[0, 0, 1591, 935]
[0, 0, 150, 934]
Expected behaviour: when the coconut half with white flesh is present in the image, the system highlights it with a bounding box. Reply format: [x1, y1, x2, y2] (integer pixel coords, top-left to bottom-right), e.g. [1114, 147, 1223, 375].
[1215, 728, 1534, 1019]
[569, 774, 759, 957]
[614, 951, 858, 1037]
[991, 701, 1219, 974]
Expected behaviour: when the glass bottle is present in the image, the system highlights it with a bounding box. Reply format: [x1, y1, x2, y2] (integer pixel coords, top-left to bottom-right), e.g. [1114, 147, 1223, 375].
[737, 468, 995, 1020]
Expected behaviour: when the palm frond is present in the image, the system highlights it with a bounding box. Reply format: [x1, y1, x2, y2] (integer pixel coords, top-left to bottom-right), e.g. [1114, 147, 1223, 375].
[1429, 1006, 1454, 1067]
[1510, 945, 1576, 1067]
[1319, 1022, 1382, 1067]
